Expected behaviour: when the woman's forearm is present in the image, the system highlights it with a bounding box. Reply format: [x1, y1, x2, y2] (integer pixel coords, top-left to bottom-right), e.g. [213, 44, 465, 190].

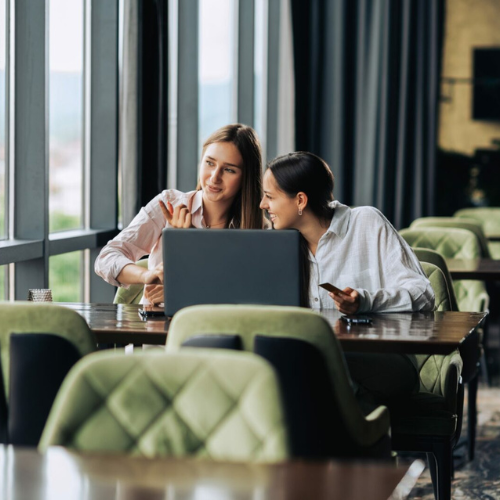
[116, 263, 150, 285]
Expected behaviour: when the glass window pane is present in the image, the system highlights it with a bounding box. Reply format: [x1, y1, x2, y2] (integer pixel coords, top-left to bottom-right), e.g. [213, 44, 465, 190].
[49, 0, 84, 233]
[254, 0, 265, 145]
[0, 0, 6, 240]
[199, 0, 235, 146]
[49, 252, 83, 302]
[0, 265, 6, 300]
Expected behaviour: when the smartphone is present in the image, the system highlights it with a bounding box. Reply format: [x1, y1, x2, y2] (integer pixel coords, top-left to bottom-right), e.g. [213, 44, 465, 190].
[341, 315, 373, 325]
[138, 306, 165, 320]
[319, 282, 345, 295]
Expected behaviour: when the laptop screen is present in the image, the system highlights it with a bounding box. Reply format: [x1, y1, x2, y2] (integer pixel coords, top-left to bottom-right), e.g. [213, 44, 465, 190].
[162, 229, 301, 317]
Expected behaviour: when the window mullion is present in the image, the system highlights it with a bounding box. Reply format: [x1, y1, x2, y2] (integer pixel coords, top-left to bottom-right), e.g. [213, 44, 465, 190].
[12, 0, 48, 298]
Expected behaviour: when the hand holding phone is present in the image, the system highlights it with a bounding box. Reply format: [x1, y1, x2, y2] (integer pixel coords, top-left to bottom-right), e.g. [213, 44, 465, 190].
[319, 282, 345, 295]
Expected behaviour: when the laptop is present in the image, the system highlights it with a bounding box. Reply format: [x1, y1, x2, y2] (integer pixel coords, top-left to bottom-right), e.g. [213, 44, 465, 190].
[162, 228, 301, 317]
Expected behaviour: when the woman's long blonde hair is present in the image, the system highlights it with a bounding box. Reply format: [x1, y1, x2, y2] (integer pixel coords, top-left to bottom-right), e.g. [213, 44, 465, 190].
[197, 124, 265, 229]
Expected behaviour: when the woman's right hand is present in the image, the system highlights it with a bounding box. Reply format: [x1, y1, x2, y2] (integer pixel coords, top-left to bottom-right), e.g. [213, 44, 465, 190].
[142, 262, 164, 285]
[160, 200, 193, 228]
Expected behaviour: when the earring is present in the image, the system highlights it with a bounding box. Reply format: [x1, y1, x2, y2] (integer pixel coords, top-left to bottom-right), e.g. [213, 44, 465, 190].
[298, 208, 303, 216]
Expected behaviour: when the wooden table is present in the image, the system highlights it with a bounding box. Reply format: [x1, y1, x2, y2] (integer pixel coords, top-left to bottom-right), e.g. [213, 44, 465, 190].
[445, 257, 500, 280]
[62, 303, 487, 355]
[0, 445, 424, 500]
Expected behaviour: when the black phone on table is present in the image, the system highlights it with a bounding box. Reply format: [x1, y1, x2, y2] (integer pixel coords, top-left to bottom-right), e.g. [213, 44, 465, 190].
[138, 305, 165, 320]
[341, 315, 373, 325]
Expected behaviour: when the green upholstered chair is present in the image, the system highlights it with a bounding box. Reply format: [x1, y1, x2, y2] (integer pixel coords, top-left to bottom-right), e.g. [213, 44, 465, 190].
[39, 349, 291, 463]
[400, 231, 487, 464]
[399, 227, 489, 314]
[166, 304, 392, 460]
[113, 258, 149, 304]
[0, 302, 96, 445]
[388, 261, 465, 500]
[410, 217, 491, 259]
[454, 207, 500, 259]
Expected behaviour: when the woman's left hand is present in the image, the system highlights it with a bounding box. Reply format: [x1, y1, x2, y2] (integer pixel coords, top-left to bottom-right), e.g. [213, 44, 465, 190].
[329, 287, 360, 314]
[145, 284, 164, 305]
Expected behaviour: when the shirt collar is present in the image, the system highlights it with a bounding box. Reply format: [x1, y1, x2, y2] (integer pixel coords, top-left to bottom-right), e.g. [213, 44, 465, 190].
[326, 200, 351, 238]
[191, 189, 204, 215]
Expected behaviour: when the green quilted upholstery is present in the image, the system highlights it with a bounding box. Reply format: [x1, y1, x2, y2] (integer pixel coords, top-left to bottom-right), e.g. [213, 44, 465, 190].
[0, 302, 96, 399]
[454, 208, 500, 259]
[113, 259, 149, 304]
[399, 227, 489, 313]
[39, 349, 290, 463]
[167, 304, 390, 449]
[413, 262, 463, 399]
[414, 248, 459, 311]
[454, 207, 500, 236]
[399, 227, 482, 259]
[420, 262, 453, 313]
[410, 217, 491, 258]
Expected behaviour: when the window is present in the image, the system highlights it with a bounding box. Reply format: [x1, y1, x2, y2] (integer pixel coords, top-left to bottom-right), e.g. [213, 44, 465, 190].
[49, 252, 83, 302]
[199, 0, 236, 145]
[49, 0, 84, 233]
[0, 265, 5, 300]
[0, 0, 6, 240]
[253, 0, 265, 144]
[0, 1, 118, 303]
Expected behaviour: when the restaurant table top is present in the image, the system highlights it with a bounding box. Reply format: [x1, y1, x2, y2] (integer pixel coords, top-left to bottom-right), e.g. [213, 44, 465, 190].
[61, 303, 487, 355]
[0, 445, 424, 500]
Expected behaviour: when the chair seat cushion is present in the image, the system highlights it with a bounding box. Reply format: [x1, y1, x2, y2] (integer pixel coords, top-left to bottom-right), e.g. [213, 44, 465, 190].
[390, 392, 457, 436]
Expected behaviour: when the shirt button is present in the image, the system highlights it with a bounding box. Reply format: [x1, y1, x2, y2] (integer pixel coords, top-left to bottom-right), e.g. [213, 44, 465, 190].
[314, 298, 319, 302]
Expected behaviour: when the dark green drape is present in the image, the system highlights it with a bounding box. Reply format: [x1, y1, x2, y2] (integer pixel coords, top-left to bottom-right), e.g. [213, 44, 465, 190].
[291, 0, 445, 229]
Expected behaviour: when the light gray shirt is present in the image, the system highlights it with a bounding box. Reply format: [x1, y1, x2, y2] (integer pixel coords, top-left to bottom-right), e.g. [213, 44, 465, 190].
[309, 201, 435, 312]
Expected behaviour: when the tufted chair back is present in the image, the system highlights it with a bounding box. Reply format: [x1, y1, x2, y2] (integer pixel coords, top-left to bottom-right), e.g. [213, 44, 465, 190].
[454, 207, 500, 259]
[410, 217, 491, 258]
[0, 302, 96, 445]
[113, 259, 149, 304]
[399, 227, 489, 314]
[414, 249, 459, 311]
[166, 304, 391, 459]
[419, 262, 454, 313]
[39, 349, 290, 463]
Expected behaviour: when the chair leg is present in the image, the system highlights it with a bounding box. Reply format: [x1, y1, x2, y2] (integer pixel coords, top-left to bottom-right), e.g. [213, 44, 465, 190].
[428, 443, 453, 500]
[467, 374, 479, 461]
[427, 452, 438, 500]
[480, 349, 490, 387]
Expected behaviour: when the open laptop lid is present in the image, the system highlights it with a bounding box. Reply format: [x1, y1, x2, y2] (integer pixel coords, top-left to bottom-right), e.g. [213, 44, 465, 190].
[162, 229, 301, 317]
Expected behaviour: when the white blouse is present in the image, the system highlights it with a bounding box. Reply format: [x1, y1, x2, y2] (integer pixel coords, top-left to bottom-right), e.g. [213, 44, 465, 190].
[309, 201, 435, 312]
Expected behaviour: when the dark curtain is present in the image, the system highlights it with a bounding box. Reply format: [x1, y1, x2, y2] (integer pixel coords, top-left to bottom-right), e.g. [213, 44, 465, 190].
[138, 0, 169, 206]
[291, 0, 445, 229]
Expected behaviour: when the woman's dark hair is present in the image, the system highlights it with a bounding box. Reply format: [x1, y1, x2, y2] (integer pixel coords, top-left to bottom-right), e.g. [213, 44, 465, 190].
[267, 151, 335, 222]
[197, 124, 265, 229]
[267, 151, 335, 307]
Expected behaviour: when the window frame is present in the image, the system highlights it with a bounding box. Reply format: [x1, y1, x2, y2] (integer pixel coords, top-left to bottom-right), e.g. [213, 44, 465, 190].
[0, 0, 119, 302]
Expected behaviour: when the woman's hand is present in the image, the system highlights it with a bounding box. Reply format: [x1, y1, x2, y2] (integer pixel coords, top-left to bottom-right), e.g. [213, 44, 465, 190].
[144, 284, 164, 305]
[142, 262, 163, 285]
[329, 287, 360, 314]
[160, 200, 193, 228]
